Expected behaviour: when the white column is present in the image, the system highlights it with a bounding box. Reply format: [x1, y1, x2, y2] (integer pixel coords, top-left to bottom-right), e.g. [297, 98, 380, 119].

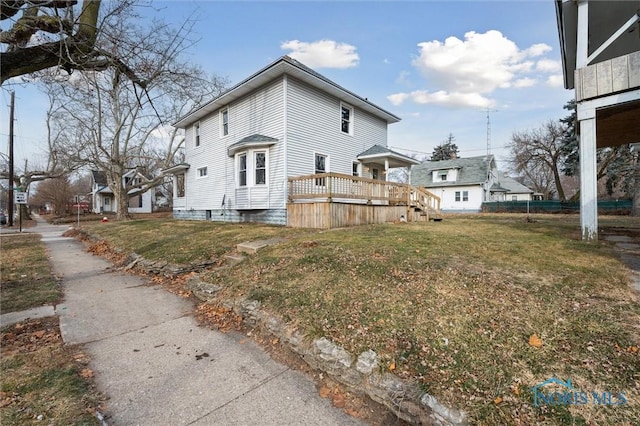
[579, 115, 598, 241]
[385, 159, 389, 181]
[576, 0, 589, 68]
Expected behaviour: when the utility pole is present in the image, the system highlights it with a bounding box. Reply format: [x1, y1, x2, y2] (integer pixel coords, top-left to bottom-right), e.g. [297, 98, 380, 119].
[8, 91, 14, 227]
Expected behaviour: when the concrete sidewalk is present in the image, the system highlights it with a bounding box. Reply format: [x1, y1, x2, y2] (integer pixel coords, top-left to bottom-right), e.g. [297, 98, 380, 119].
[18, 216, 363, 425]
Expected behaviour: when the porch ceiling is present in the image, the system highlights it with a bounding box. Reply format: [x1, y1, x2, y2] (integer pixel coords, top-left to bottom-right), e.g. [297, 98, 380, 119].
[596, 99, 640, 148]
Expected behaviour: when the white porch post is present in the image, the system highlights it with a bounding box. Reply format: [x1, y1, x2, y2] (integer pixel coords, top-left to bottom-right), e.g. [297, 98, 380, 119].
[384, 159, 389, 181]
[579, 112, 598, 241]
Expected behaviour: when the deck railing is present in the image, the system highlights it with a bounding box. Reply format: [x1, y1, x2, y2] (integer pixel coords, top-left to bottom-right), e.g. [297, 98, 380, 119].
[288, 172, 441, 212]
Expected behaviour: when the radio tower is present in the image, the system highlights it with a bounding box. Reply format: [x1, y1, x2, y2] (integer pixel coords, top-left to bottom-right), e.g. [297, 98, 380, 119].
[485, 108, 497, 155]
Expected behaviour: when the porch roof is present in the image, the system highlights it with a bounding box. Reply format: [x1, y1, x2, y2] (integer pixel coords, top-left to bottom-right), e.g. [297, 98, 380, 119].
[356, 144, 420, 168]
[162, 163, 190, 174]
[227, 134, 278, 156]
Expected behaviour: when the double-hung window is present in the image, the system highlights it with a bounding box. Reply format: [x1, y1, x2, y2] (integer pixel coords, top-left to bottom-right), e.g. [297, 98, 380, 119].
[341, 103, 353, 135]
[197, 167, 208, 178]
[255, 151, 266, 185]
[236, 150, 267, 187]
[238, 154, 247, 187]
[455, 191, 469, 202]
[315, 153, 327, 186]
[194, 122, 200, 147]
[221, 109, 229, 136]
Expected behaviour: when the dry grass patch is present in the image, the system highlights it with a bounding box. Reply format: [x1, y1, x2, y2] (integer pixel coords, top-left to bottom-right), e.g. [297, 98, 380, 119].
[0, 234, 62, 313]
[0, 317, 105, 425]
[201, 216, 640, 424]
[78, 214, 640, 424]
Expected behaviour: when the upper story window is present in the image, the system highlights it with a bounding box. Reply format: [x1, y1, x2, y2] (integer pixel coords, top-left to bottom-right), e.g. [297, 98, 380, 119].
[439, 171, 448, 181]
[221, 109, 229, 136]
[352, 162, 359, 177]
[194, 122, 200, 147]
[341, 103, 353, 135]
[197, 166, 208, 178]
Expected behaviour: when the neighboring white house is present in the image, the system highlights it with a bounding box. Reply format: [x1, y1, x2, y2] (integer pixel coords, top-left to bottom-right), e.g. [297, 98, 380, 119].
[410, 155, 533, 212]
[91, 170, 154, 214]
[165, 56, 417, 225]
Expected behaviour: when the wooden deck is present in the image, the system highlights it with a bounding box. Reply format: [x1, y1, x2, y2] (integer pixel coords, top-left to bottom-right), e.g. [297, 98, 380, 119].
[287, 173, 441, 228]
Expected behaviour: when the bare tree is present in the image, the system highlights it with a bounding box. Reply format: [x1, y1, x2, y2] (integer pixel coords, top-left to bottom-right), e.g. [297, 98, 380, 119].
[43, 8, 227, 220]
[508, 120, 568, 201]
[29, 174, 74, 215]
[1, 1, 148, 86]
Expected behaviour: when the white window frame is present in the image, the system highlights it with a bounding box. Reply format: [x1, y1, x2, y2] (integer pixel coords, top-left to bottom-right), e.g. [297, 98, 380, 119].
[463, 191, 469, 202]
[220, 108, 229, 137]
[235, 149, 269, 188]
[352, 162, 359, 177]
[439, 171, 448, 181]
[254, 150, 267, 185]
[197, 166, 208, 179]
[314, 152, 328, 186]
[194, 122, 201, 147]
[340, 102, 353, 135]
[238, 153, 247, 187]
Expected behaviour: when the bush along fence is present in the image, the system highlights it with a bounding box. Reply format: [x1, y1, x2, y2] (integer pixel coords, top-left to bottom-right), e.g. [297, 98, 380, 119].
[481, 199, 632, 214]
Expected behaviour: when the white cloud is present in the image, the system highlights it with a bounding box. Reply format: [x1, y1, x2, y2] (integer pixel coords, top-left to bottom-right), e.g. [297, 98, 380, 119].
[546, 74, 565, 88]
[513, 78, 536, 88]
[536, 59, 562, 73]
[392, 30, 556, 108]
[281, 39, 359, 69]
[388, 90, 494, 109]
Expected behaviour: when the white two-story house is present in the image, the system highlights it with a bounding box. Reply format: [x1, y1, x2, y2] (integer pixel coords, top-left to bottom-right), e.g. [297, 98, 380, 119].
[91, 170, 154, 214]
[165, 56, 418, 225]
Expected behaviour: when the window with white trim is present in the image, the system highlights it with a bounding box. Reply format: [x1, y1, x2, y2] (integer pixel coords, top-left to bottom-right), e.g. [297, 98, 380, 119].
[255, 151, 266, 185]
[341, 103, 353, 135]
[352, 162, 359, 177]
[221, 108, 229, 136]
[439, 171, 448, 181]
[176, 173, 185, 197]
[197, 166, 208, 178]
[512, 195, 518, 201]
[235, 150, 268, 188]
[455, 191, 468, 202]
[194, 122, 200, 147]
[238, 154, 247, 187]
[315, 153, 327, 186]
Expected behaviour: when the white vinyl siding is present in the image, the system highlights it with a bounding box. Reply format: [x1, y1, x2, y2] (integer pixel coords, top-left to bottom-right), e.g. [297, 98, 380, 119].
[285, 77, 387, 179]
[183, 79, 285, 211]
[433, 185, 484, 212]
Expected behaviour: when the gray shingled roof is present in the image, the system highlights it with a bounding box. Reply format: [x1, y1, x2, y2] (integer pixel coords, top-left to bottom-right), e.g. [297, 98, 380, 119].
[411, 155, 496, 187]
[496, 174, 534, 194]
[227, 134, 279, 156]
[175, 56, 400, 128]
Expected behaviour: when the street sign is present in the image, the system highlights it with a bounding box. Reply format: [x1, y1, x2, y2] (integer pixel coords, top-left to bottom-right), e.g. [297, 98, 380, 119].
[14, 192, 27, 204]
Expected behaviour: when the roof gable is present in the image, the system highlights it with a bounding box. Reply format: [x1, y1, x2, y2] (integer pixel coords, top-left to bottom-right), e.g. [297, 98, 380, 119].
[174, 56, 400, 128]
[411, 155, 496, 187]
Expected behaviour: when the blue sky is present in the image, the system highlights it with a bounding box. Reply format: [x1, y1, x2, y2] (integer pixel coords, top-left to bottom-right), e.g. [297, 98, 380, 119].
[1, 0, 573, 172]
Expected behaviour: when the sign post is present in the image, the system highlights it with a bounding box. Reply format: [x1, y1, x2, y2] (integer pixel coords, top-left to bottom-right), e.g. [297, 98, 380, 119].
[14, 192, 27, 232]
